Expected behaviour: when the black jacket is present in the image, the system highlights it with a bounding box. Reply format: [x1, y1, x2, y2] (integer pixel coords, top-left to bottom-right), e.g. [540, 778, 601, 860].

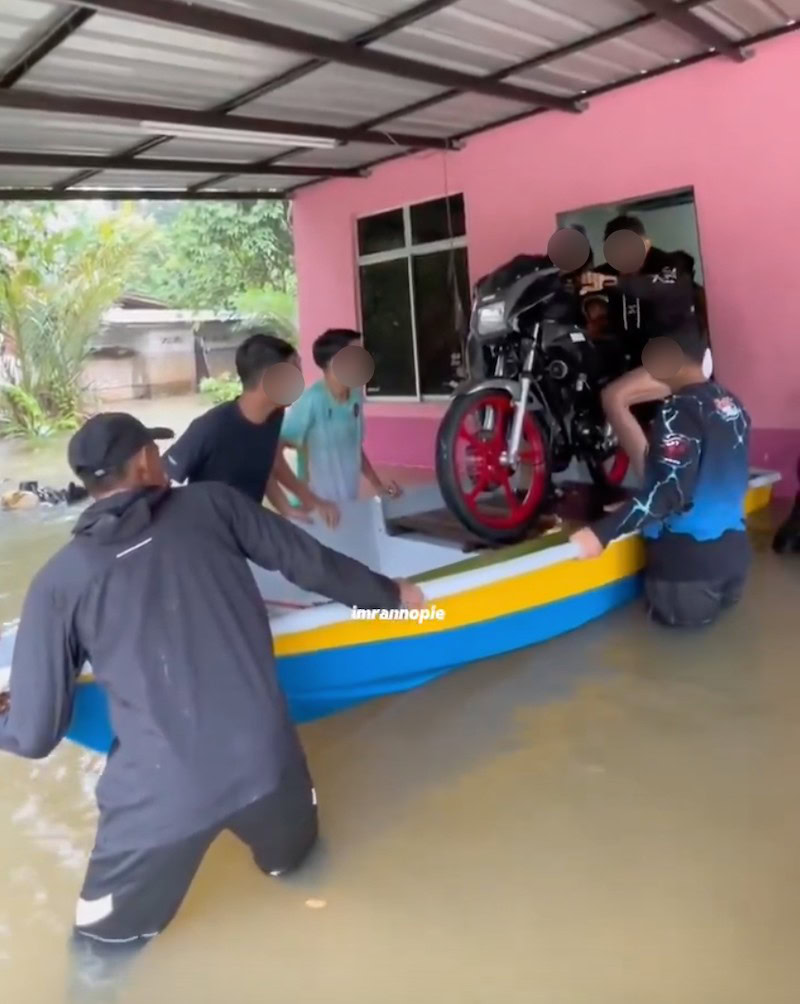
[0, 483, 401, 849]
[597, 248, 700, 352]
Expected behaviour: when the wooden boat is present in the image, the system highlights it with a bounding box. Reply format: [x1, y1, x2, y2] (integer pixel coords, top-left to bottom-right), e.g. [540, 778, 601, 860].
[0, 472, 779, 753]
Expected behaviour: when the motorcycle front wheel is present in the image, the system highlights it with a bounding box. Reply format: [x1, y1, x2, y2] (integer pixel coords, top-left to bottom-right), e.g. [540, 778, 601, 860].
[436, 389, 551, 544]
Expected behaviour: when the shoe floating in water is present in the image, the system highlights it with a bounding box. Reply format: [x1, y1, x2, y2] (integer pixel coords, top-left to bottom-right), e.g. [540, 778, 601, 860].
[12, 480, 89, 507]
[1, 490, 39, 511]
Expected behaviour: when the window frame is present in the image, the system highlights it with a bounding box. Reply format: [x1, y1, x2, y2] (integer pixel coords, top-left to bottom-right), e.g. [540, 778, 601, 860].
[356, 198, 468, 403]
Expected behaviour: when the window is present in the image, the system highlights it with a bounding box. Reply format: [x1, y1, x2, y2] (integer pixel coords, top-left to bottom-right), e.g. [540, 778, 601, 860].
[357, 194, 469, 399]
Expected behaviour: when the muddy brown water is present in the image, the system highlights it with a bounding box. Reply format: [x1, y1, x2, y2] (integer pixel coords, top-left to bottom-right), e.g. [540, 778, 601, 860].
[1, 405, 799, 1002]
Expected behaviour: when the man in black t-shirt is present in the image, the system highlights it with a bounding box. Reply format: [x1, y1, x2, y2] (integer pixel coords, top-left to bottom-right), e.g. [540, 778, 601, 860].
[164, 333, 339, 527]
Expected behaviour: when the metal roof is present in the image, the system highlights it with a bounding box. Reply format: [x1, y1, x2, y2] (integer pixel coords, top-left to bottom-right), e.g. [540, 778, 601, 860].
[0, 0, 796, 200]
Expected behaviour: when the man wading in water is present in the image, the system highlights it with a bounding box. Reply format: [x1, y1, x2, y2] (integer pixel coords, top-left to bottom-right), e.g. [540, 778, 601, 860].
[0, 413, 423, 996]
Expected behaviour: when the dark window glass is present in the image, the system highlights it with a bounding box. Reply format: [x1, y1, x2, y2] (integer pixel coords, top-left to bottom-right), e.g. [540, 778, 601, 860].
[357, 209, 405, 256]
[412, 247, 470, 396]
[410, 194, 465, 246]
[359, 260, 416, 397]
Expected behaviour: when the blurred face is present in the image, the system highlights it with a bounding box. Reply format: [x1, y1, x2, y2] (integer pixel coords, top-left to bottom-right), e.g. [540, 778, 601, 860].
[261, 354, 304, 407]
[604, 229, 648, 275]
[641, 336, 684, 383]
[330, 343, 374, 390]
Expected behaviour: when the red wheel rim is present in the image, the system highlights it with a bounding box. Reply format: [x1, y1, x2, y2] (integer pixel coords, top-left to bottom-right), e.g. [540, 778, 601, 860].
[452, 394, 548, 530]
[602, 448, 629, 486]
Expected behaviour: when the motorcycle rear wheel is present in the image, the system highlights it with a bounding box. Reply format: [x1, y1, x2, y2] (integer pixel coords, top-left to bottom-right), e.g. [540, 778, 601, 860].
[436, 389, 551, 544]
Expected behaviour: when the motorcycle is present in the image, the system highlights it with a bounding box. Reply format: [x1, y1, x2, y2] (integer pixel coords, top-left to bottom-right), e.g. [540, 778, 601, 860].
[436, 255, 634, 544]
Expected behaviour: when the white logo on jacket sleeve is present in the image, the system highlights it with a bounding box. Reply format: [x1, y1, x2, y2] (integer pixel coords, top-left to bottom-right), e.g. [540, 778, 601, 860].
[714, 396, 741, 420]
[115, 537, 153, 559]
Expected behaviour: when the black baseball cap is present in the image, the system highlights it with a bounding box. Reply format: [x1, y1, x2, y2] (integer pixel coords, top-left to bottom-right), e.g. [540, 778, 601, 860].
[68, 413, 174, 479]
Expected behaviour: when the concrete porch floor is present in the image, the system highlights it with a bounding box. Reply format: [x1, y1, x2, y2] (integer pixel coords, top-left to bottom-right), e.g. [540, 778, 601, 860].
[2, 513, 799, 1002]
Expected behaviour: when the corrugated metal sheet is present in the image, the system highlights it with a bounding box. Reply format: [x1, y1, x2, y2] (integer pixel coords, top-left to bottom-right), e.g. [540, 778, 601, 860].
[0, 108, 143, 155]
[212, 172, 319, 191]
[446, 0, 646, 47]
[244, 62, 444, 128]
[21, 11, 302, 109]
[0, 0, 798, 193]
[76, 169, 215, 189]
[703, 0, 800, 37]
[510, 22, 706, 96]
[138, 138, 298, 163]
[388, 92, 531, 135]
[0, 0, 64, 67]
[202, 0, 414, 39]
[0, 164, 72, 187]
[278, 141, 407, 168]
[372, 0, 645, 72]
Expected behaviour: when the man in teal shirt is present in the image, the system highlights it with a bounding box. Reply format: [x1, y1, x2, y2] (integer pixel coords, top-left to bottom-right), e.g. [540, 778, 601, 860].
[281, 329, 401, 504]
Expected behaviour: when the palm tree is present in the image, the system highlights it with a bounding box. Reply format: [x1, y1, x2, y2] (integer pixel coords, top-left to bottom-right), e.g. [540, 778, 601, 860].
[0, 205, 155, 436]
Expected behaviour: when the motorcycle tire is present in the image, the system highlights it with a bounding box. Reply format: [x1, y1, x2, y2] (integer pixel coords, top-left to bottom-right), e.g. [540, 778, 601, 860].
[436, 389, 551, 545]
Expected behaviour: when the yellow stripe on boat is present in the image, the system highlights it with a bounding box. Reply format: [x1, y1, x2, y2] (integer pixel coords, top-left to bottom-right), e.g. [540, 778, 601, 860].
[275, 535, 645, 656]
[76, 479, 774, 684]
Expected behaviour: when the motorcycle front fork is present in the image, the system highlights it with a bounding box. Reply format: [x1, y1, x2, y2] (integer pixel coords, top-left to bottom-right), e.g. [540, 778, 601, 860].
[504, 343, 536, 465]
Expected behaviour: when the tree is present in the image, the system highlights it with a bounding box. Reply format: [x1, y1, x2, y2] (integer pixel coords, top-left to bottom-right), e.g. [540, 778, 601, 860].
[140, 200, 296, 312]
[0, 202, 156, 436]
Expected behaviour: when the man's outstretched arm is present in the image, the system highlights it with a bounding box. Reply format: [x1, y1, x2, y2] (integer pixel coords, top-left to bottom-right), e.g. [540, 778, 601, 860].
[0, 571, 84, 759]
[209, 484, 413, 610]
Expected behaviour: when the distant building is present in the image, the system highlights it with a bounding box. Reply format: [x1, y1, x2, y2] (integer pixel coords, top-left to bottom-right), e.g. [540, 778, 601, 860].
[83, 293, 249, 402]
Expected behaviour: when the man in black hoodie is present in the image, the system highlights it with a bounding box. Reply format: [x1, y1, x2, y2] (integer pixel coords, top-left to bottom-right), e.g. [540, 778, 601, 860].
[0, 414, 422, 965]
[589, 215, 707, 482]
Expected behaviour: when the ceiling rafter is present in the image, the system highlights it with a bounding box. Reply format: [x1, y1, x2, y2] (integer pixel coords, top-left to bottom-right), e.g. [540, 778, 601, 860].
[57, 0, 460, 190]
[201, 0, 714, 191]
[81, 0, 580, 112]
[631, 0, 752, 60]
[0, 5, 95, 88]
[0, 87, 450, 150]
[283, 18, 799, 199]
[0, 189, 287, 201]
[0, 151, 363, 178]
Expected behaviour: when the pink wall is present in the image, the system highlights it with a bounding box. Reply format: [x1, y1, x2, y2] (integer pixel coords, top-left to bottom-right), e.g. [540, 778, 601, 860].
[293, 33, 800, 492]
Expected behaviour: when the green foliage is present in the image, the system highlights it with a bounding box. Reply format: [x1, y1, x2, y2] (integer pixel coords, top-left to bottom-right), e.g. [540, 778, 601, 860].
[140, 201, 295, 312]
[233, 286, 298, 344]
[199, 373, 242, 404]
[0, 202, 156, 436]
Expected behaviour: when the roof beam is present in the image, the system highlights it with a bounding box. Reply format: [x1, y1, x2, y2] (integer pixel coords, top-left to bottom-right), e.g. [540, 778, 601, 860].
[213, 0, 461, 112]
[351, 0, 711, 134]
[0, 189, 287, 201]
[0, 151, 361, 178]
[0, 87, 450, 150]
[57, 0, 460, 191]
[631, 0, 753, 60]
[0, 5, 95, 88]
[81, 0, 581, 112]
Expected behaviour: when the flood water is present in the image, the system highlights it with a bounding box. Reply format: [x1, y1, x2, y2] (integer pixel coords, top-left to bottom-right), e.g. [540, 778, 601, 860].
[2, 412, 799, 1002]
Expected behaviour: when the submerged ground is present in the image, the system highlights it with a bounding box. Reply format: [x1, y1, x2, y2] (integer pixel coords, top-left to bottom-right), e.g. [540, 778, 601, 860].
[1, 401, 798, 1002]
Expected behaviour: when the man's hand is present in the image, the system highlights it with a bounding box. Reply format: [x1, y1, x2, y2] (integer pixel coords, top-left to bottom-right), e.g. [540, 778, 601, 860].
[580, 272, 617, 295]
[0, 691, 10, 715]
[570, 527, 604, 560]
[378, 480, 403, 499]
[313, 496, 341, 529]
[395, 579, 425, 609]
[272, 495, 313, 524]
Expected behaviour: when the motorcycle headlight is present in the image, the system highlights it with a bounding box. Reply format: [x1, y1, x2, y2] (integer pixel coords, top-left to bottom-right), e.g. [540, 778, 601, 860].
[476, 301, 506, 335]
